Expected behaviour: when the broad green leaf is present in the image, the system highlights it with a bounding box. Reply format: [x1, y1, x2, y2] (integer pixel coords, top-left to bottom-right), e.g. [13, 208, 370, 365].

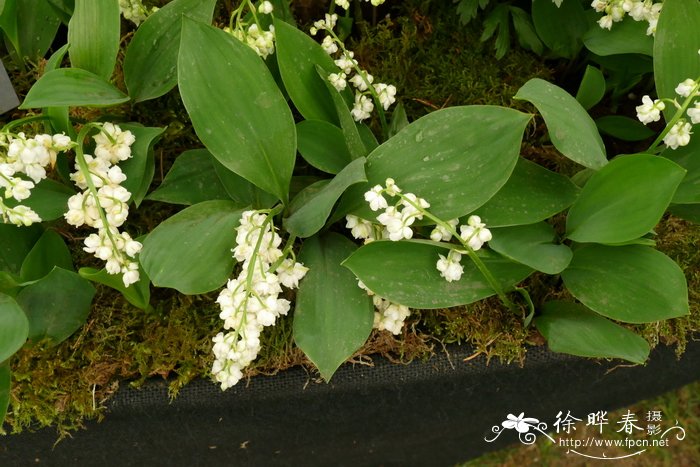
[535, 301, 649, 364]
[318, 66, 367, 160]
[296, 120, 353, 174]
[0, 364, 10, 425]
[20, 68, 129, 108]
[20, 230, 73, 281]
[0, 224, 42, 274]
[0, 1, 19, 53]
[68, 0, 120, 79]
[531, 0, 588, 59]
[583, 17, 654, 56]
[654, 0, 700, 122]
[47, 0, 75, 24]
[140, 200, 244, 294]
[212, 158, 278, 209]
[342, 240, 533, 309]
[339, 106, 531, 222]
[0, 292, 28, 362]
[123, 0, 217, 102]
[294, 233, 373, 381]
[566, 154, 686, 243]
[515, 78, 607, 170]
[387, 101, 409, 139]
[119, 124, 165, 207]
[471, 157, 579, 227]
[3, 178, 74, 221]
[178, 18, 295, 203]
[576, 65, 606, 110]
[146, 149, 231, 205]
[15, 0, 61, 61]
[596, 115, 656, 142]
[356, 122, 379, 154]
[561, 244, 689, 323]
[15, 267, 95, 345]
[669, 203, 700, 223]
[44, 43, 69, 72]
[663, 134, 700, 204]
[489, 222, 572, 275]
[274, 18, 339, 123]
[285, 158, 366, 238]
[79, 266, 150, 311]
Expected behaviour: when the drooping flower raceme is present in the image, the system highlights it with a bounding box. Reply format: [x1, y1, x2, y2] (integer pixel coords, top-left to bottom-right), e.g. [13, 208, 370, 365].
[346, 178, 494, 334]
[224, 1, 276, 59]
[636, 76, 699, 150]
[0, 131, 73, 226]
[212, 210, 308, 390]
[591, 0, 662, 35]
[119, 0, 151, 26]
[310, 13, 397, 122]
[64, 123, 141, 287]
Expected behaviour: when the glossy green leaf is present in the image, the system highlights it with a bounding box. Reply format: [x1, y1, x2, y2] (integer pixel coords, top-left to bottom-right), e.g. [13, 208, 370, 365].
[146, 149, 231, 205]
[531, 0, 588, 59]
[20, 230, 73, 281]
[140, 201, 244, 294]
[47, 0, 75, 24]
[119, 124, 165, 207]
[0, 224, 42, 275]
[212, 158, 278, 209]
[16, 267, 95, 345]
[178, 18, 295, 203]
[515, 78, 607, 170]
[296, 120, 353, 174]
[285, 158, 366, 238]
[3, 178, 74, 221]
[535, 301, 649, 364]
[68, 0, 120, 79]
[669, 203, 700, 223]
[387, 101, 409, 139]
[44, 43, 69, 72]
[576, 65, 606, 110]
[583, 17, 653, 56]
[274, 18, 338, 123]
[566, 154, 686, 243]
[471, 157, 579, 227]
[79, 266, 150, 311]
[0, 292, 28, 362]
[596, 115, 656, 142]
[123, 0, 217, 102]
[20, 68, 129, 108]
[343, 240, 533, 309]
[663, 133, 700, 204]
[561, 244, 689, 323]
[489, 222, 572, 275]
[8, 0, 61, 61]
[654, 0, 700, 122]
[0, 364, 10, 425]
[339, 106, 531, 222]
[294, 233, 373, 381]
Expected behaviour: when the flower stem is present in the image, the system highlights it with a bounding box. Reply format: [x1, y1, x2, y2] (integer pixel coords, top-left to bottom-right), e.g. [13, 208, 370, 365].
[646, 76, 700, 153]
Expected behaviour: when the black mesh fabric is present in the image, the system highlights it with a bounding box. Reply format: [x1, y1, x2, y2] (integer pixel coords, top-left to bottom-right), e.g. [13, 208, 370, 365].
[2, 340, 699, 466]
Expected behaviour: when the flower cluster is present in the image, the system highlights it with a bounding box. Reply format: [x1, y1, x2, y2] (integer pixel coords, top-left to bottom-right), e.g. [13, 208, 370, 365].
[0, 131, 73, 226]
[334, 0, 386, 10]
[345, 179, 495, 333]
[310, 13, 397, 122]
[65, 123, 142, 287]
[636, 77, 699, 150]
[224, 1, 276, 59]
[118, 0, 151, 26]
[212, 210, 308, 390]
[591, 0, 662, 35]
